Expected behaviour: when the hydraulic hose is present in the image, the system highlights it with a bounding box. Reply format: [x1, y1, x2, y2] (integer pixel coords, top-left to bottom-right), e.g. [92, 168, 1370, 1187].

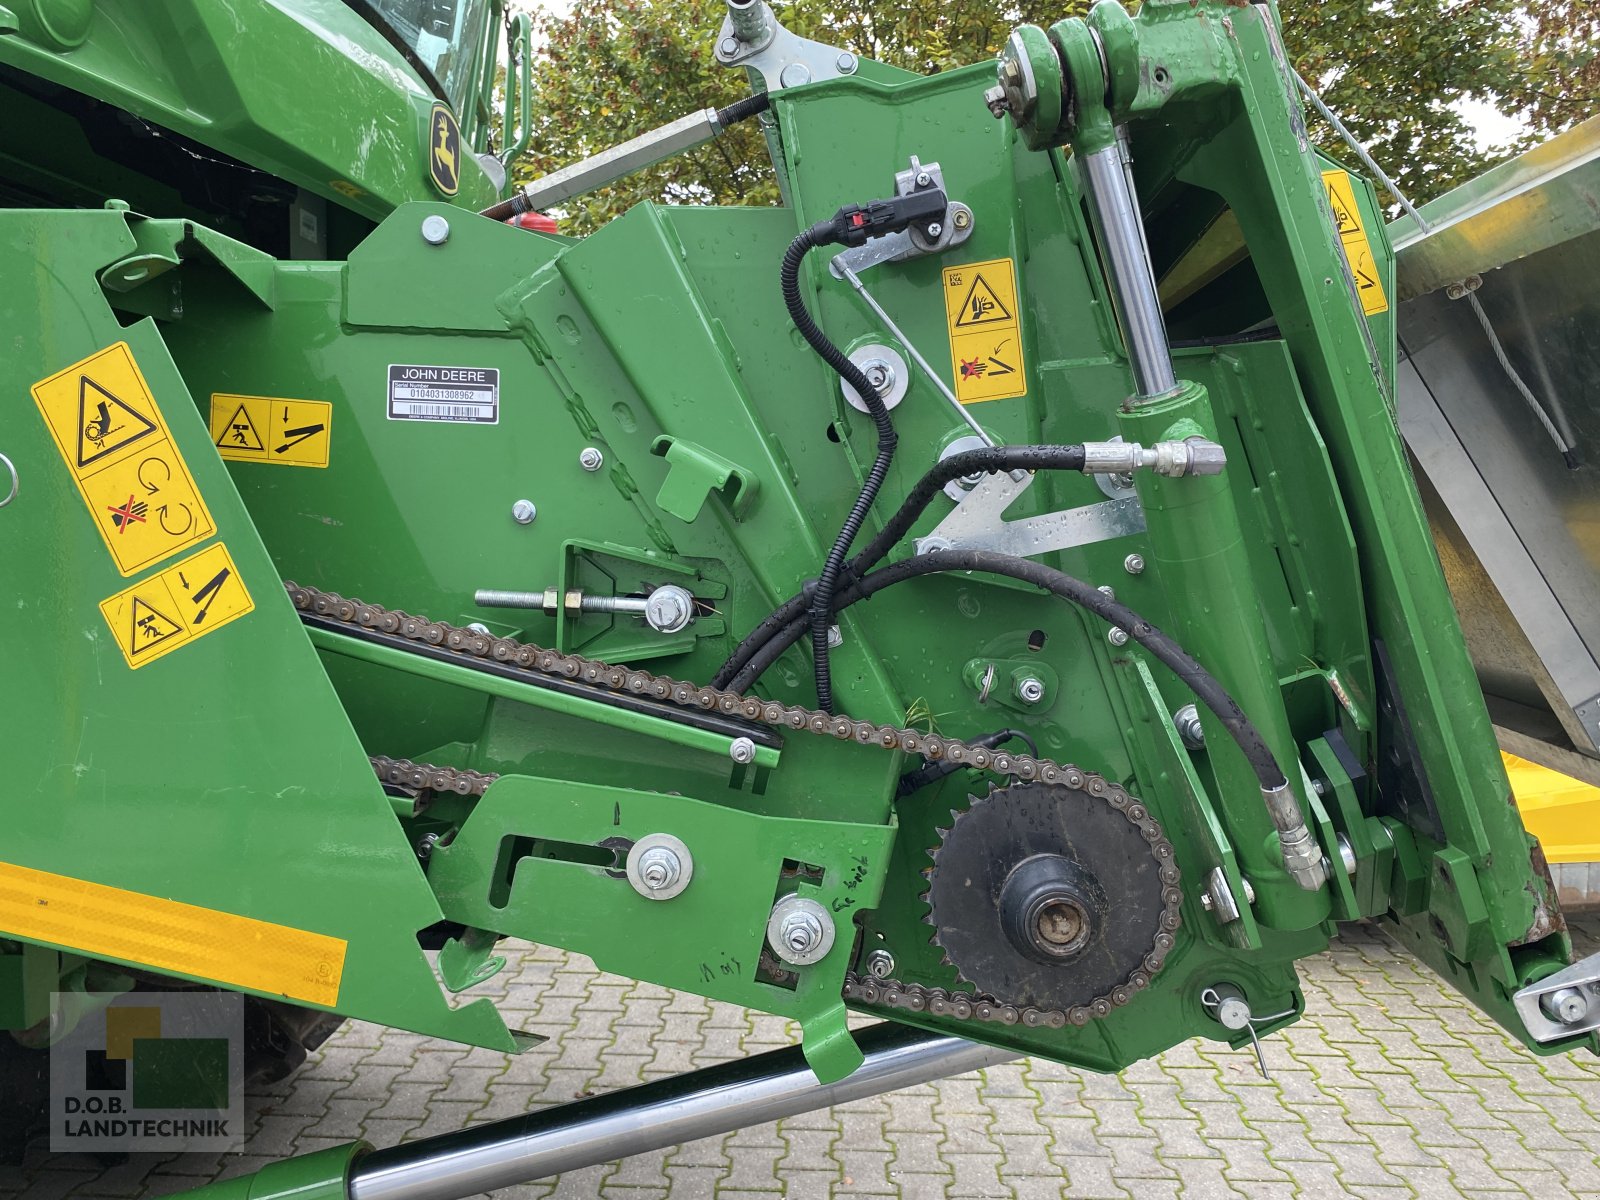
[727, 547, 1291, 796]
[781, 221, 899, 714]
[713, 445, 1088, 688]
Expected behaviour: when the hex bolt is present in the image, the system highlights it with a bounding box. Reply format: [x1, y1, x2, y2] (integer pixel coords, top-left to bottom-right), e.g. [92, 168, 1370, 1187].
[1097, 584, 1116, 602]
[767, 895, 836, 966]
[729, 736, 756, 765]
[952, 208, 971, 230]
[983, 85, 1010, 119]
[626, 833, 693, 901]
[1107, 627, 1130, 647]
[636, 846, 682, 893]
[718, 35, 740, 57]
[511, 499, 537, 525]
[420, 214, 451, 245]
[864, 948, 895, 979]
[827, 624, 843, 649]
[1002, 58, 1021, 82]
[1124, 553, 1145, 575]
[1541, 986, 1590, 1025]
[926, 222, 943, 239]
[1174, 703, 1205, 749]
[1014, 676, 1045, 705]
[579, 447, 605, 472]
[836, 51, 857, 73]
[644, 584, 695, 634]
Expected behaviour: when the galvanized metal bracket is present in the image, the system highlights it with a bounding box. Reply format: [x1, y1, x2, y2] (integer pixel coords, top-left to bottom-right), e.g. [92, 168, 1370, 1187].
[1514, 950, 1600, 1043]
[915, 469, 1146, 558]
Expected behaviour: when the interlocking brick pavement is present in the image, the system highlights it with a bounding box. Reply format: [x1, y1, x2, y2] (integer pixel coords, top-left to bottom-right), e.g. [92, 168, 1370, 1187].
[5, 920, 1600, 1199]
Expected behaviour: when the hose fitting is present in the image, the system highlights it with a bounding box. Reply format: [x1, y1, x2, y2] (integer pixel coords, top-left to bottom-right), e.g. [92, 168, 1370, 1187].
[1261, 781, 1328, 892]
[1081, 437, 1226, 477]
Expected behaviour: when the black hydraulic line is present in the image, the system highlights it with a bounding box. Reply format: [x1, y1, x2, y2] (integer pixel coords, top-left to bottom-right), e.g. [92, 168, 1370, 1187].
[712, 445, 1088, 689]
[781, 221, 900, 714]
[729, 548, 1290, 793]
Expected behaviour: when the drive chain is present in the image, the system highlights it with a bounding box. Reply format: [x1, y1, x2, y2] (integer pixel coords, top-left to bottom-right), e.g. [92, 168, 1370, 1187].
[290, 582, 1182, 1028]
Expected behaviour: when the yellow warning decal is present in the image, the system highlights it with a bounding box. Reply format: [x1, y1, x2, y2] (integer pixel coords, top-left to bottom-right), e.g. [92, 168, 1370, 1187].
[98, 542, 254, 670]
[1321, 170, 1389, 317]
[0, 860, 345, 1006]
[209, 394, 332, 468]
[31, 342, 217, 577]
[942, 258, 1027, 404]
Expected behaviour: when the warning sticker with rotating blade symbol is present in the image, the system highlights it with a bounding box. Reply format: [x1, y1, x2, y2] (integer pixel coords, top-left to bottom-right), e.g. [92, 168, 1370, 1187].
[941, 258, 1027, 404]
[98, 543, 254, 669]
[31, 342, 217, 576]
[209, 393, 332, 468]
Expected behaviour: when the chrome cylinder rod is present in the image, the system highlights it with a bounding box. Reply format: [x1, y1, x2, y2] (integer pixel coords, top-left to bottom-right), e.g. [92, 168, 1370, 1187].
[1077, 137, 1178, 400]
[348, 1026, 1010, 1200]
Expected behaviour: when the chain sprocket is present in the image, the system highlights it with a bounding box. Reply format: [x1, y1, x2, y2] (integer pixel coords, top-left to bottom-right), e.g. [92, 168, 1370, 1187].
[290, 582, 1181, 1026]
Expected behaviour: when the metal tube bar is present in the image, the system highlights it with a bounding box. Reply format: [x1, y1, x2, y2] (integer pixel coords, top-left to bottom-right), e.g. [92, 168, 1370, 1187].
[1077, 141, 1178, 400]
[516, 110, 721, 213]
[834, 258, 996, 446]
[349, 1026, 1009, 1200]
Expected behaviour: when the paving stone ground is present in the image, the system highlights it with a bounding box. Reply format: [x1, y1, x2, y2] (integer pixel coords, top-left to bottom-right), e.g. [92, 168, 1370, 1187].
[6, 919, 1600, 1199]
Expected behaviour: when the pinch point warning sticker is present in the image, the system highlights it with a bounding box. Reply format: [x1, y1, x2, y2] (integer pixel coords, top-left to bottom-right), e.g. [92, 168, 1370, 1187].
[942, 259, 1027, 404]
[98, 542, 254, 670]
[210, 394, 332, 468]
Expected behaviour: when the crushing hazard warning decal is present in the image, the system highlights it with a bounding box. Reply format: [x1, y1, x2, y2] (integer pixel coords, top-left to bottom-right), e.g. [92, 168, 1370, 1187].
[942, 259, 1027, 404]
[209, 394, 333, 468]
[1321, 169, 1388, 316]
[31, 342, 217, 577]
[98, 542, 254, 670]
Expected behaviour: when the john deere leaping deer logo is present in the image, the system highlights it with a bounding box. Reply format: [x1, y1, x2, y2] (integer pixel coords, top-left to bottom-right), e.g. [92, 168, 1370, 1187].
[428, 102, 460, 197]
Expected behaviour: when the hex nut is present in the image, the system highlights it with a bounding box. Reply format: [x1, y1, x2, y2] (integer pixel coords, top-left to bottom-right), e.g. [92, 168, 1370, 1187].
[511, 499, 537, 525]
[767, 894, 835, 966]
[627, 833, 693, 901]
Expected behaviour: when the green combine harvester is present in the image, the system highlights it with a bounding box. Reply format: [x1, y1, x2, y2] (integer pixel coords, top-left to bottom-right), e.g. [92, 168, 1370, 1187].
[2, 1, 1595, 1195]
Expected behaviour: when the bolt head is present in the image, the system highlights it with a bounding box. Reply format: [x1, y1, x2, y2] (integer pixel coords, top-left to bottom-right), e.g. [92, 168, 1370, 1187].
[511, 499, 537, 525]
[836, 51, 857, 73]
[1200, 892, 1214, 912]
[1107, 627, 1130, 647]
[637, 847, 681, 892]
[718, 36, 740, 57]
[1097, 584, 1116, 602]
[579, 446, 604, 472]
[826, 624, 843, 649]
[644, 585, 695, 634]
[420, 214, 451, 245]
[983, 84, 1010, 119]
[952, 208, 971, 230]
[1124, 553, 1145, 575]
[729, 736, 756, 765]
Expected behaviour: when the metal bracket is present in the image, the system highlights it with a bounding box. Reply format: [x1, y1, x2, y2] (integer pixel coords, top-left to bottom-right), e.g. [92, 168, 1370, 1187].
[714, 0, 857, 92]
[915, 470, 1146, 557]
[650, 435, 758, 522]
[1514, 950, 1600, 1043]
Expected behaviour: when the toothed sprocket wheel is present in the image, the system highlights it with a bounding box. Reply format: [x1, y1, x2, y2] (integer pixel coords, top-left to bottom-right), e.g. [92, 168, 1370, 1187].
[924, 779, 1178, 1019]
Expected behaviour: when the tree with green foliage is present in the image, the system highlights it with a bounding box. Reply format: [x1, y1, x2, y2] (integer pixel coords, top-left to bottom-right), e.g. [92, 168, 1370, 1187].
[511, 0, 1596, 232]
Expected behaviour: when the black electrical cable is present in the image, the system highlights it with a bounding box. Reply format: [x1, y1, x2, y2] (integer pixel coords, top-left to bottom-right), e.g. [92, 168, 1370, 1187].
[781, 221, 899, 714]
[729, 547, 1289, 794]
[712, 445, 1088, 688]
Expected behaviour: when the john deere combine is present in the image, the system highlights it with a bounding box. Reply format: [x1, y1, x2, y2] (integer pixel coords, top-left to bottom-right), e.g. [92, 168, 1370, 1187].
[2, 1, 1595, 1195]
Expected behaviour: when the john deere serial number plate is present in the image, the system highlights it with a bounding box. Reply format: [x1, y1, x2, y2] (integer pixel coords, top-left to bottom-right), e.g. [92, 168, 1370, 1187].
[387, 364, 499, 424]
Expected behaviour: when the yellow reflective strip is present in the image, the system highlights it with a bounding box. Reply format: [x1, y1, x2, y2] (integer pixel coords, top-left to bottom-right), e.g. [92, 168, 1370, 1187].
[0, 861, 345, 1006]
